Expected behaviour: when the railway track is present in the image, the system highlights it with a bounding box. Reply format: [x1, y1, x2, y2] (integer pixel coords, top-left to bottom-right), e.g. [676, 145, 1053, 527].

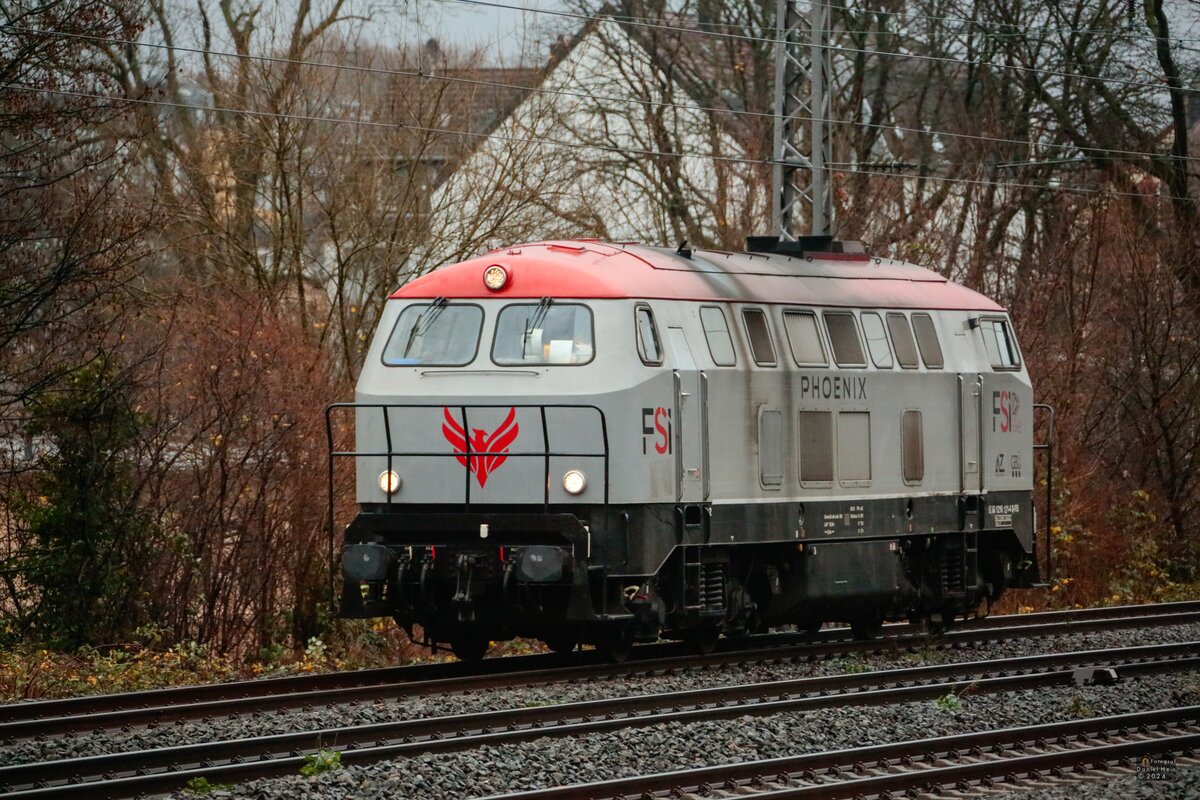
[3, 601, 1198, 740]
[1, 640, 1196, 798]
[478, 706, 1200, 799]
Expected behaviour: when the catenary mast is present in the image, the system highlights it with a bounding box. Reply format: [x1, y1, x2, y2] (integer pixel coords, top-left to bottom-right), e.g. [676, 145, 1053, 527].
[772, 0, 833, 239]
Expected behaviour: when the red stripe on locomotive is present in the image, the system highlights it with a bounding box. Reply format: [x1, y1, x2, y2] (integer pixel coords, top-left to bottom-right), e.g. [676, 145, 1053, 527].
[391, 241, 1003, 312]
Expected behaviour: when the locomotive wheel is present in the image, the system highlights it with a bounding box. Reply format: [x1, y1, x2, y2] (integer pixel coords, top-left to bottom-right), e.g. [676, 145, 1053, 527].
[926, 609, 954, 636]
[599, 640, 632, 663]
[850, 618, 883, 641]
[450, 634, 491, 662]
[685, 625, 720, 655]
[596, 627, 634, 663]
[543, 635, 577, 654]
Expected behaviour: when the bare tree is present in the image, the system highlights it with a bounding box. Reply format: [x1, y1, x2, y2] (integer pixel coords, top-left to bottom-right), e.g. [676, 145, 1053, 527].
[0, 0, 154, 412]
[424, 14, 765, 263]
[308, 43, 527, 375]
[128, 288, 345, 652]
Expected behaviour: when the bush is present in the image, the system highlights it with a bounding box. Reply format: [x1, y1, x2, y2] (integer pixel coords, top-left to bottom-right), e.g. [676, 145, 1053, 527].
[0, 643, 238, 701]
[0, 621, 444, 701]
[11, 358, 159, 648]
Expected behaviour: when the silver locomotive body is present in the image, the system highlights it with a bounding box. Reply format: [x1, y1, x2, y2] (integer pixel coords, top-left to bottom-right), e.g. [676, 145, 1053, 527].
[334, 240, 1040, 658]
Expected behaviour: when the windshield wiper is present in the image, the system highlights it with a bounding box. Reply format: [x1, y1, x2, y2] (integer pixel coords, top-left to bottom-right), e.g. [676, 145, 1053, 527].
[403, 296, 448, 358]
[521, 296, 553, 353]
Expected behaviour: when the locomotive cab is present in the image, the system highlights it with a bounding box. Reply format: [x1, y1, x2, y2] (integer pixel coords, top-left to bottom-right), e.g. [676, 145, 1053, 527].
[335, 283, 669, 658]
[330, 240, 1043, 660]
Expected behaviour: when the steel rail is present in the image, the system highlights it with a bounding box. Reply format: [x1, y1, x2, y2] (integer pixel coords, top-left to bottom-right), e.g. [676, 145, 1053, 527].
[756, 737, 1199, 799]
[1, 642, 1196, 798]
[477, 706, 1200, 799]
[2, 601, 1195, 725]
[4, 607, 1200, 740]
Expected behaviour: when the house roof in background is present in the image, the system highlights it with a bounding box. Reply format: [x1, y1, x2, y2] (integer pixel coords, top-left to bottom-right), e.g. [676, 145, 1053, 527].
[393, 9, 743, 181]
[375, 62, 544, 167]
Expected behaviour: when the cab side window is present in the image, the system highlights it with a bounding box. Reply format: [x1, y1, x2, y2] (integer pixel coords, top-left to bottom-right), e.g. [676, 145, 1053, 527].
[635, 304, 662, 366]
[980, 318, 1021, 369]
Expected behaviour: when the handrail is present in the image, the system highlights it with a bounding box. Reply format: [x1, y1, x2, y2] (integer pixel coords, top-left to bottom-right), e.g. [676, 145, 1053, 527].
[324, 402, 611, 608]
[1032, 403, 1055, 583]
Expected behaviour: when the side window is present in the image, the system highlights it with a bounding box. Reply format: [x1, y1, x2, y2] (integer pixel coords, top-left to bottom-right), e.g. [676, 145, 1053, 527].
[783, 310, 827, 366]
[902, 409, 923, 484]
[700, 306, 736, 366]
[980, 318, 1021, 369]
[798, 410, 834, 486]
[822, 311, 866, 367]
[741, 308, 777, 366]
[635, 304, 662, 366]
[911, 313, 944, 369]
[860, 312, 893, 369]
[758, 407, 783, 489]
[838, 411, 871, 484]
[886, 313, 920, 369]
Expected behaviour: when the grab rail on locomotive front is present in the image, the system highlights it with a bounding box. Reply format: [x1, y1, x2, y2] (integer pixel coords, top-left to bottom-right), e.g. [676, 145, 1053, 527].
[1032, 403, 1055, 584]
[323, 402, 611, 606]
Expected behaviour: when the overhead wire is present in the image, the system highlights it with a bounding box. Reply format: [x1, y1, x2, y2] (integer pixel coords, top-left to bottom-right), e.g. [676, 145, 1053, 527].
[799, 0, 1200, 42]
[5, 1, 1195, 204]
[442, 0, 1181, 93]
[1, 80, 755, 165]
[6, 22, 1198, 167]
[6, 80, 1188, 203]
[505, 0, 1172, 41]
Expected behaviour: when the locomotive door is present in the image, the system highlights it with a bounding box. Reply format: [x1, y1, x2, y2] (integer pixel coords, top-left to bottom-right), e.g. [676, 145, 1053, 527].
[958, 374, 984, 494]
[667, 327, 706, 504]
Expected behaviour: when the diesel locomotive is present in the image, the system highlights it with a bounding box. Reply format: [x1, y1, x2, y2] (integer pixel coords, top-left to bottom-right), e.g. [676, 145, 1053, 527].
[331, 237, 1043, 660]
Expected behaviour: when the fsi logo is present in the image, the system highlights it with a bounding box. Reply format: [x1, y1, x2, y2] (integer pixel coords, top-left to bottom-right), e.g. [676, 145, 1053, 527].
[642, 407, 672, 455]
[992, 390, 1022, 434]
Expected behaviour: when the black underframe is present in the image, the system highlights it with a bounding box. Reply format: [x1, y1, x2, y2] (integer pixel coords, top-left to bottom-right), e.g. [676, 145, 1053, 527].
[340, 492, 1039, 633]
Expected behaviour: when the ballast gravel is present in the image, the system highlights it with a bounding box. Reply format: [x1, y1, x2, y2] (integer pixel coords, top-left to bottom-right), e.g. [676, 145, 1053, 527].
[1001, 766, 1200, 799]
[2, 621, 1198, 798]
[7, 621, 1198, 767]
[167, 671, 1200, 799]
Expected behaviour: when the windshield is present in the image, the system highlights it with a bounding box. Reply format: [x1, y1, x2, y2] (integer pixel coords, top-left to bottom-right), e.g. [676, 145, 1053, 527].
[492, 303, 594, 365]
[382, 302, 483, 366]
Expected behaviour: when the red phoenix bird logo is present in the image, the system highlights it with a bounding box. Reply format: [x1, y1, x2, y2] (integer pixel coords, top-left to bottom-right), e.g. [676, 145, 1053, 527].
[442, 407, 520, 488]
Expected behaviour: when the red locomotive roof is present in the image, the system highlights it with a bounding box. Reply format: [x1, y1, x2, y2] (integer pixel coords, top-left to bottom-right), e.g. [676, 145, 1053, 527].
[390, 241, 1005, 312]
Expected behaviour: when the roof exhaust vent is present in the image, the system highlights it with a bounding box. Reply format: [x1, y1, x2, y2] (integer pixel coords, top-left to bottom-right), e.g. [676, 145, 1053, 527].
[746, 235, 867, 257]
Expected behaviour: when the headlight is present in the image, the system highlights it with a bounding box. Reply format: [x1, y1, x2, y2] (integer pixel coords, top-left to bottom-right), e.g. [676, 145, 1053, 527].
[378, 470, 402, 495]
[562, 469, 587, 495]
[482, 264, 509, 291]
